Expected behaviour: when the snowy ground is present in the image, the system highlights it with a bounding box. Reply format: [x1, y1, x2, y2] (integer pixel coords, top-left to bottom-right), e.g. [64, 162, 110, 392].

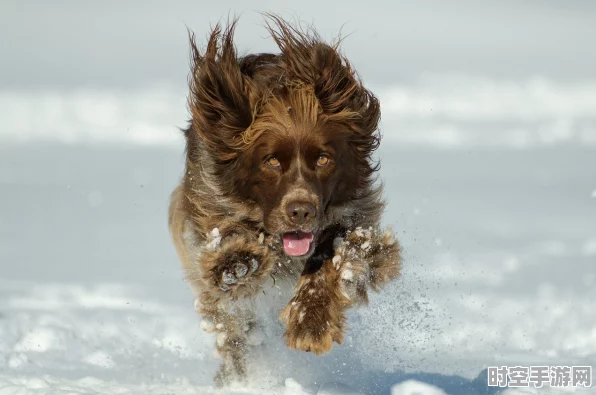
[2, 1, 595, 392]
[0, 143, 594, 394]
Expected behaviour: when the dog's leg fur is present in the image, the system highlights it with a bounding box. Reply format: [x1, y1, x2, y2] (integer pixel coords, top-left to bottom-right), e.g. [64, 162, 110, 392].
[193, 235, 275, 385]
[169, 186, 274, 385]
[193, 237, 276, 386]
[280, 226, 401, 354]
[280, 258, 347, 354]
[196, 293, 258, 386]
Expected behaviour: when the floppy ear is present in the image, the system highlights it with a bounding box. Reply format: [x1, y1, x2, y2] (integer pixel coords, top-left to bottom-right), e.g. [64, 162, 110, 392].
[187, 21, 254, 162]
[265, 15, 381, 174]
[311, 43, 381, 159]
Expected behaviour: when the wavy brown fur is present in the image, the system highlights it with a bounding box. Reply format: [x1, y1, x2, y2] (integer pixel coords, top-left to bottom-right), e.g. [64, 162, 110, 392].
[168, 15, 401, 387]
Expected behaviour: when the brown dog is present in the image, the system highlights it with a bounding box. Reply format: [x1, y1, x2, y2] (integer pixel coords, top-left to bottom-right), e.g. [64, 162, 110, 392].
[168, 15, 401, 386]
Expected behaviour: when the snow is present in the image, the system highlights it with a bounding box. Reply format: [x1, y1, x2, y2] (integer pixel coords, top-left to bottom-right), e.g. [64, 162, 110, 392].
[341, 270, 354, 282]
[200, 318, 216, 333]
[284, 378, 310, 395]
[2, 0, 595, 392]
[332, 255, 342, 267]
[391, 380, 447, 395]
[13, 328, 59, 353]
[246, 327, 265, 347]
[83, 351, 115, 369]
[582, 238, 596, 257]
[1, 144, 595, 394]
[1, 75, 596, 149]
[317, 382, 363, 395]
[205, 228, 222, 250]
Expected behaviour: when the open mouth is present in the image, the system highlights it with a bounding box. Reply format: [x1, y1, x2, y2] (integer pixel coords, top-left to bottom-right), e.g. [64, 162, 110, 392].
[281, 231, 314, 257]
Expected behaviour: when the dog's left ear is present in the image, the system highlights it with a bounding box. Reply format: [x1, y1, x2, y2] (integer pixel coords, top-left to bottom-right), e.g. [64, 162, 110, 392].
[265, 15, 380, 156]
[187, 21, 256, 162]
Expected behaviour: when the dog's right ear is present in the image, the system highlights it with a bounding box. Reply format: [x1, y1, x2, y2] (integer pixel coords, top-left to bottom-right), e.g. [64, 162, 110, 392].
[187, 21, 254, 162]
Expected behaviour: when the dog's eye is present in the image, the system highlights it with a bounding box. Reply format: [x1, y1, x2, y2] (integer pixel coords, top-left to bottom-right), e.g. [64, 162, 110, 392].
[267, 157, 281, 168]
[316, 155, 330, 167]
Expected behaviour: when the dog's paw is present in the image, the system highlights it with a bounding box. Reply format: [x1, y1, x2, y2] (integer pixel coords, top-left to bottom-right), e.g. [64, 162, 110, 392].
[337, 226, 401, 291]
[341, 226, 377, 259]
[280, 295, 344, 355]
[197, 234, 275, 299]
[337, 264, 369, 305]
[216, 254, 260, 292]
[367, 227, 401, 289]
[214, 251, 262, 293]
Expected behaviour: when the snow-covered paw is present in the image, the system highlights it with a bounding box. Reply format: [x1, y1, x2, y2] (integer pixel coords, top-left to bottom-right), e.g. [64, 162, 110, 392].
[342, 226, 376, 259]
[338, 265, 369, 304]
[215, 253, 260, 292]
[336, 226, 401, 291]
[219, 261, 257, 291]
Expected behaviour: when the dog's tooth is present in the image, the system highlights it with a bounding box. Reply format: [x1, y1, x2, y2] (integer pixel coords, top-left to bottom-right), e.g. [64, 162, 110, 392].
[219, 284, 232, 292]
[222, 271, 237, 285]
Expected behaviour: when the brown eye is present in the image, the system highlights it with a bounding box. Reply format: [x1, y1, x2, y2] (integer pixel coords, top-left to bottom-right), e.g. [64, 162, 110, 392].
[267, 157, 280, 168]
[316, 155, 330, 167]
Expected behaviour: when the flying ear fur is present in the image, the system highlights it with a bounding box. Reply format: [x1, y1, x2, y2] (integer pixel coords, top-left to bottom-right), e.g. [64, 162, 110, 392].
[187, 15, 381, 170]
[188, 20, 255, 162]
[264, 14, 381, 183]
[264, 14, 380, 152]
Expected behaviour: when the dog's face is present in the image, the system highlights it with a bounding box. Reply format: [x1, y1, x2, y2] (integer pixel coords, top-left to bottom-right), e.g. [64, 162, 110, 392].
[231, 96, 358, 257]
[185, 18, 381, 258]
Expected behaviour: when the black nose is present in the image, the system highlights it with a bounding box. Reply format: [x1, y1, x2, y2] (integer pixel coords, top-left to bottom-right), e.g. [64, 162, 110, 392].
[285, 202, 316, 224]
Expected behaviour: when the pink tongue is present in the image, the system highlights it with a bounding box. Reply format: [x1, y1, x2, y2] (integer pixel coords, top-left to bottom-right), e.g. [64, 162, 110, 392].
[282, 232, 314, 256]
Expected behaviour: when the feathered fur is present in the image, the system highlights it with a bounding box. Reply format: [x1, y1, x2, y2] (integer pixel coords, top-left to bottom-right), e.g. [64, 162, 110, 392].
[168, 15, 401, 386]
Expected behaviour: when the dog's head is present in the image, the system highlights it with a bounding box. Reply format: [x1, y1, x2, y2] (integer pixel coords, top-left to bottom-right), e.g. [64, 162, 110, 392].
[185, 16, 381, 258]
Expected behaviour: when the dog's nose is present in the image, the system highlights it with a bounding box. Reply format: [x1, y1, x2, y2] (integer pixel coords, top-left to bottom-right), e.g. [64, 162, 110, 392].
[285, 202, 316, 224]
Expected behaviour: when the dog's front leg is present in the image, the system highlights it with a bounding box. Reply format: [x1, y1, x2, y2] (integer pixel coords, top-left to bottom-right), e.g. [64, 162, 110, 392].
[194, 232, 276, 300]
[195, 295, 261, 387]
[279, 258, 347, 354]
[186, 231, 275, 386]
[334, 226, 402, 301]
[280, 226, 401, 355]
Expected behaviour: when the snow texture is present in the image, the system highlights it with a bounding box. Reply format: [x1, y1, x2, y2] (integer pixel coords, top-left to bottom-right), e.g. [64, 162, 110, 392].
[1, 144, 595, 395]
[391, 380, 447, 395]
[205, 228, 222, 251]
